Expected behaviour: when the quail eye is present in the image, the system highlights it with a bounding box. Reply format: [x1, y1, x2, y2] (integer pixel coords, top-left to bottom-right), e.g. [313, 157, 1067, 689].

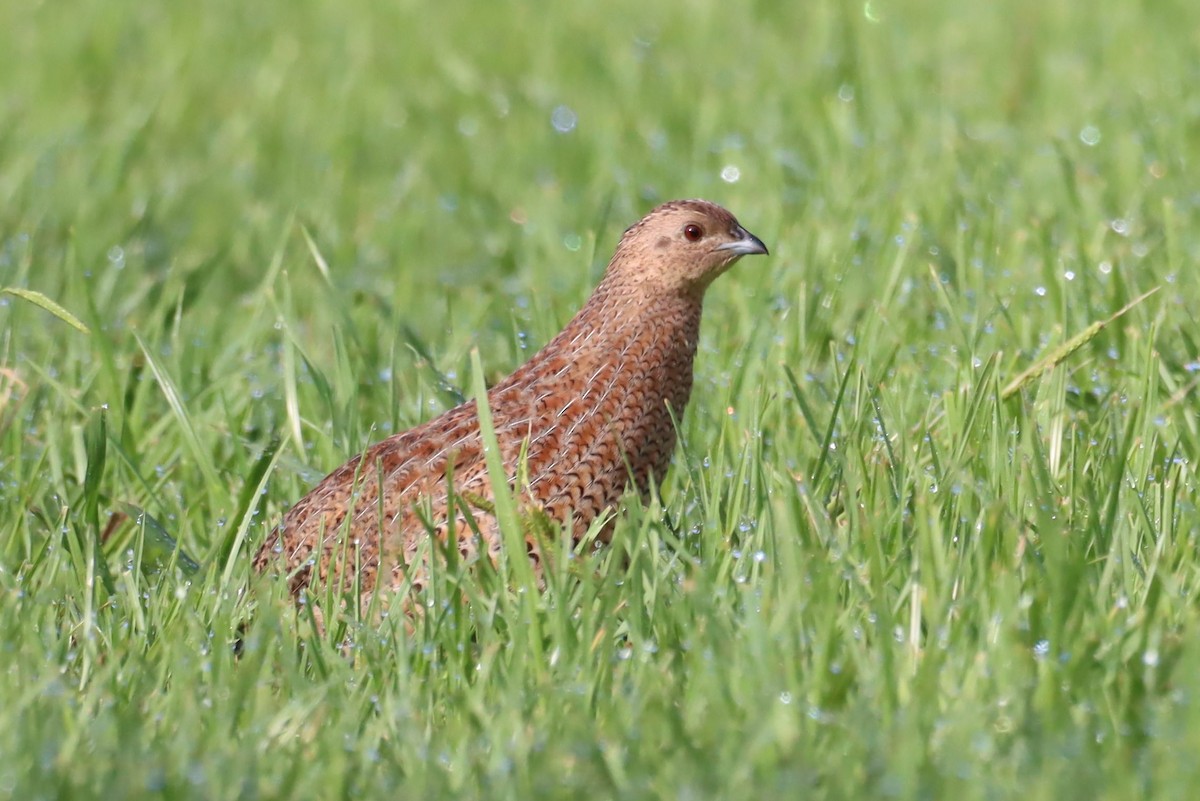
[683, 223, 703, 242]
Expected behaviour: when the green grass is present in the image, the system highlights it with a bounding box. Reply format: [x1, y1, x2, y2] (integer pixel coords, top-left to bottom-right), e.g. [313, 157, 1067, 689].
[3, 0, 1200, 797]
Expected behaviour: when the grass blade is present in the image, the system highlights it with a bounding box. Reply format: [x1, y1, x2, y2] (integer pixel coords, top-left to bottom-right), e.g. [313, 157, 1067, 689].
[117, 502, 201, 576]
[2, 287, 90, 334]
[1001, 287, 1160, 399]
[133, 331, 223, 494]
[218, 437, 284, 590]
[469, 348, 542, 651]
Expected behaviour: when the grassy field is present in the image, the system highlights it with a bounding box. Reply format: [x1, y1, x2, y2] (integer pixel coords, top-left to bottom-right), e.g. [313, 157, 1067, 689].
[3, 0, 1200, 797]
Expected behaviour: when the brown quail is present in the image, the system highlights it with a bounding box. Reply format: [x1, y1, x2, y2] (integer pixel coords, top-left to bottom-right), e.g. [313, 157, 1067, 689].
[253, 199, 769, 607]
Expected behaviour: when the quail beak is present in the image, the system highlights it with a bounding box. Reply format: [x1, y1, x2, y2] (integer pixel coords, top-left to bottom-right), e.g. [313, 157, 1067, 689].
[716, 226, 770, 257]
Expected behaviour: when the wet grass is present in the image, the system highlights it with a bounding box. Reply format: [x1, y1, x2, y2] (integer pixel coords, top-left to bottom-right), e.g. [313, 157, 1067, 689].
[3, 0, 1200, 797]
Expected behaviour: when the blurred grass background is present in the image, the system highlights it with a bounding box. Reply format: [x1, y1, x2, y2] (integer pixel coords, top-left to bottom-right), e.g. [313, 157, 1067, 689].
[2, 0, 1200, 798]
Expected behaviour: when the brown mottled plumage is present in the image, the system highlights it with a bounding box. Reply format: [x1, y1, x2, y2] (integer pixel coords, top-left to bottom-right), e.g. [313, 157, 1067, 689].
[253, 199, 768, 606]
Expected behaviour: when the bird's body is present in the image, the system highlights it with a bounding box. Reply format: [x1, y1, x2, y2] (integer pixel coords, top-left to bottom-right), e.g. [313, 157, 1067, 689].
[253, 199, 768, 606]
